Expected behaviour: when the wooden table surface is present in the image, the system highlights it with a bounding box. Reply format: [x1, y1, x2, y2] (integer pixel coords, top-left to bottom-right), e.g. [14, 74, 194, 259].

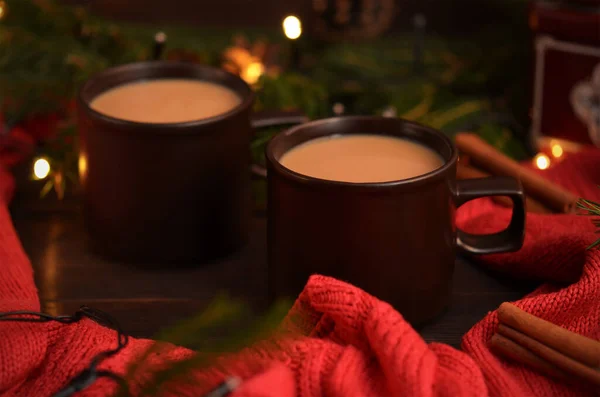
[9, 195, 538, 349]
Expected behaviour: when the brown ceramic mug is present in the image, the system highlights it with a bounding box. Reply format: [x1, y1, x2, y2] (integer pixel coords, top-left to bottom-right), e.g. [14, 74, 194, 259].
[265, 116, 526, 325]
[77, 61, 306, 264]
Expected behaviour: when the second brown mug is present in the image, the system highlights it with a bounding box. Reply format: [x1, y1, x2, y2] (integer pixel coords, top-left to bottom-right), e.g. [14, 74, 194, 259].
[77, 61, 307, 264]
[265, 116, 526, 326]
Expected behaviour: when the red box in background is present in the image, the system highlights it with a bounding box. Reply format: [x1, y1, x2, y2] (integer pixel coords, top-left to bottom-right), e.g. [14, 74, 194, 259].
[530, 1, 600, 148]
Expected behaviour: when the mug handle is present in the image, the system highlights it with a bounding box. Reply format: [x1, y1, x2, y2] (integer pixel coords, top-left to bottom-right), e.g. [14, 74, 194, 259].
[250, 110, 309, 178]
[454, 176, 526, 255]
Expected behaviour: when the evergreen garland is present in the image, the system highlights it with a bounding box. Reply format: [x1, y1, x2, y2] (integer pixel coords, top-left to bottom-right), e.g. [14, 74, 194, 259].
[1, 0, 532, 199]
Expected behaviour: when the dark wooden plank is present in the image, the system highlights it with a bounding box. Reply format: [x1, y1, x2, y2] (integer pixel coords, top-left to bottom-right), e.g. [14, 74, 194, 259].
[11, 211, 270, 305]
[43, 299, 206, 339]
[11, 204, 537, 349]
[419, 258, 536, 346]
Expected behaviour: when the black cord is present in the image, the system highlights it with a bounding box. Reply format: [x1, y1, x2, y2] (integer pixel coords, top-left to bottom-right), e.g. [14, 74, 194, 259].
[0, 306, 131, 397]
[0, 310, 79, 323]
[0, 307, 241, 397]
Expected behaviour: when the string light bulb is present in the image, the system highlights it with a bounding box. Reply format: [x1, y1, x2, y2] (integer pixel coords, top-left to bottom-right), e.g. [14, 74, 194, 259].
[152, 31, 167, 60]
[551, 143, 564, 158]
[33, 158, 51, 180]
[534, 153, 550, 170]
[283, 15, 302, 40]
[78, 154, 88, 180]
[241, 61, 265, 85]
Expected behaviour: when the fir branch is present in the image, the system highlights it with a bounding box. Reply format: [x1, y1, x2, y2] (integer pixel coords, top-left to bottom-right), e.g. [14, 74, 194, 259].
[119, 296, 292, 397]
[3, 0, 532, 200]
[577, 196, 600, 249]
[577, 198, 600, 216]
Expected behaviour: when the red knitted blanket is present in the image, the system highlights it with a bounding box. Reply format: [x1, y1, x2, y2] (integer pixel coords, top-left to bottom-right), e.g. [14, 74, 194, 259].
[1, 148, 600, 396]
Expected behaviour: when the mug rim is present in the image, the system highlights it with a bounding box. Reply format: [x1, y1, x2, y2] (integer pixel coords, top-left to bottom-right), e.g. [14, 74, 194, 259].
[266, 116, 458, 188]
[77, 60, 255, 134]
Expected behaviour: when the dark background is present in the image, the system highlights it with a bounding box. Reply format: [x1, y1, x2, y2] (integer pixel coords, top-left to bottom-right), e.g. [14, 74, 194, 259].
[62, 0, 526, 36]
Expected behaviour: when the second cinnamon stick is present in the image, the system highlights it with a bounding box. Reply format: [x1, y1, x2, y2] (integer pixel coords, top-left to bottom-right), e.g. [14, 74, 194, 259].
[497, 324, 600, 386]
[489, 333, 568, 380]
[455, 134, 579, 213]
[498, 303, 600, 368]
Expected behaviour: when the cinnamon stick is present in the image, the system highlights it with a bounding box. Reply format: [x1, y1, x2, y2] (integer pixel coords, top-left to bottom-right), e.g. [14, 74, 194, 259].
[497, 303, 600, 369]
[489, 333, 568, 380]
[455, 133, 579, 213]
[456, 164, 553, 214]
[456, 163, 489, 180]
[497, 324, 600, 386]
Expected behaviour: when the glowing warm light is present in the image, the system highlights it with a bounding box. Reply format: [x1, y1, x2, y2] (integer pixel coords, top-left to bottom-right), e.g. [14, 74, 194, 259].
[332, 102, 345, 115]
[154, 31, 167, 43]
[241, 61, 265, 85]
[0, 1, 6, 20]
[534, 153, 550, 170]
[33, 158, 51, 180]
[551, 144, 563, 158]
[78, 154, 88, 179]
[283, 15, 302, 40]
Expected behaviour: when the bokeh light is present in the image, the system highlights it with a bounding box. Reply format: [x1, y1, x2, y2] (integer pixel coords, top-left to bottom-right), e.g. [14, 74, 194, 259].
[242, 61, 265, 85]
[33, 158, 51, 180]
[283, 16, 302, 40]
[551, 144, 563, 158]
[534, 153, 550, 170]
[0, 1, 7, 20]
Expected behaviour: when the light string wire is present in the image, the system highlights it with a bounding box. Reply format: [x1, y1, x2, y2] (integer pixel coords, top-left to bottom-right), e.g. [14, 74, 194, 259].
[0, 306, 240, 397]
[0, 306, 130, 397]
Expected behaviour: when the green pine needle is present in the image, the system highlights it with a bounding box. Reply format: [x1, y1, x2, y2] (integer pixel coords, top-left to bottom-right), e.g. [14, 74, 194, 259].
[39, 179, 54, 198]
[576, 194, 600, 250]
[577, 198, 600, 216]
[118, 296, 292, 397]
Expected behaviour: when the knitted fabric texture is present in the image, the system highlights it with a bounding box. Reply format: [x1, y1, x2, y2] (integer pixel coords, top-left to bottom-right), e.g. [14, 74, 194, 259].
[1, 149, 600, 396]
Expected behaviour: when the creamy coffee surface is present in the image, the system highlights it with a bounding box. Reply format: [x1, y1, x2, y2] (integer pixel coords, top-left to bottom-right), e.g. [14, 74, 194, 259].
[90, 79, 242, 123]
[280, 134, 444, 183]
